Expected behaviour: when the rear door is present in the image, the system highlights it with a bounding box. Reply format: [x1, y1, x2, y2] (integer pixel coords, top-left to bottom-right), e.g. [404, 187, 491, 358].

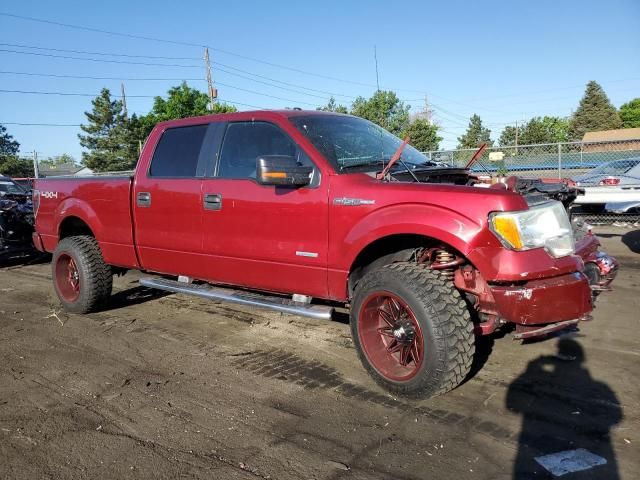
[133, 123, 219, 277]
[200, 121, 329, 297]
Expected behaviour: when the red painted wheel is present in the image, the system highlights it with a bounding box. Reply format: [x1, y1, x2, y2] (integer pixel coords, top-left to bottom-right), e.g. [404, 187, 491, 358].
[350, 263, 474, 397]
[54, 253, 81, 302]
[358, 292, 424, 382]
[51, 236, 113, 313]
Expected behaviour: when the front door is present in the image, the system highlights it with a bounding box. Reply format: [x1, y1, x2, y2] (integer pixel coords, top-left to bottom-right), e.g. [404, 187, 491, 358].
[201, 121, 328, 297]
[133, 123, 214, 278]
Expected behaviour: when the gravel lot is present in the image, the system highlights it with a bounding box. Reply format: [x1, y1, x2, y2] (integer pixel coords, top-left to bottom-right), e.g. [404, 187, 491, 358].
[1, 230, 638, 479]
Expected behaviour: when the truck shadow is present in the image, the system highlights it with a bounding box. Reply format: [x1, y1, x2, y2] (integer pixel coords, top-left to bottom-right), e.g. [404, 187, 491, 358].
[507, 338, 621, 479]
[102, 285, 172, 311]
[0, 251, 51, 269]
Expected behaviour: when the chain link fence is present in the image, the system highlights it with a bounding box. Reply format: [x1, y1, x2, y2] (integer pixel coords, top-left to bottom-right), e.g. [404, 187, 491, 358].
[6, 139, 640, 226]
[425, 139, 640, 226]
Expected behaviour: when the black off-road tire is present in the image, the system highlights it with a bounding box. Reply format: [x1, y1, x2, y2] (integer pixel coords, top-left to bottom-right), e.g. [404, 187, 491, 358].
[52, 235, 113, 313]
[350, 262, 475, 398]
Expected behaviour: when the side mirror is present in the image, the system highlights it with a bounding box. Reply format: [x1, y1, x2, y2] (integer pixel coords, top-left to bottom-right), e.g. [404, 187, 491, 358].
[256, 155, 313, 186]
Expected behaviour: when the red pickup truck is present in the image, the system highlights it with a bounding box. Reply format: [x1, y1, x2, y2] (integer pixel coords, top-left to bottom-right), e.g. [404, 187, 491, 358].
[33, 110, 617, 398]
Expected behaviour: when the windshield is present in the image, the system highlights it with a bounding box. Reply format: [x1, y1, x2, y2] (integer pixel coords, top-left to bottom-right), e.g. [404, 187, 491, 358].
[290, 114, 431, 172]
[0, 180, 24, 194]
[590, 159, 640, 176]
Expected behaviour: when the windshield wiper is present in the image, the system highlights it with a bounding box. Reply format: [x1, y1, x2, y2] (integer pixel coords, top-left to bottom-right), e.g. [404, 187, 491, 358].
[377, 136, 410, 180]
[339, 159, 385, 172]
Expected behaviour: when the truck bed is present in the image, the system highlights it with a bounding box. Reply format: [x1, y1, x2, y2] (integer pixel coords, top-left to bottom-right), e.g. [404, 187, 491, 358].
[34, 175, 139, 268]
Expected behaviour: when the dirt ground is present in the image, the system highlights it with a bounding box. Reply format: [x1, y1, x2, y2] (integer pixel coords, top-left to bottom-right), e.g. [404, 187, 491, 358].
[1, 230, 639, 480]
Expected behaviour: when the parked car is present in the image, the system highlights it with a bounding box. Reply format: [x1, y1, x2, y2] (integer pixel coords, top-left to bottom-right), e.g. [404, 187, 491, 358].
[0, 176, 35, 256]
[0, 176, 28, 195]
[11, 177, 34, 192]
[573, 158, 640, 209]
[33, 110, 616, 398]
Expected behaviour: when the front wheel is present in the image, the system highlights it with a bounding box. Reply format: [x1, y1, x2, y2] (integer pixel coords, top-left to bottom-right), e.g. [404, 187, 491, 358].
[52, 235, 113, 313]
[350, 262, 474, 398]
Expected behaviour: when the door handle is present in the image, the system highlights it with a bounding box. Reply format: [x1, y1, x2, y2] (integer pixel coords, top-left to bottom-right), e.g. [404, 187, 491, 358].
[203, 193, 222, 211]
[137, 191, 151, 207]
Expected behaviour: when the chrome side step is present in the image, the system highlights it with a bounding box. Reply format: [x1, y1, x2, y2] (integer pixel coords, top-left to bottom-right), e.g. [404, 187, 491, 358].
[139, 277, 333, 320]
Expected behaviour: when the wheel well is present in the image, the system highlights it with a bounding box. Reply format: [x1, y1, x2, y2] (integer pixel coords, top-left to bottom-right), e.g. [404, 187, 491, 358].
[59, 216, 94, 239]
[348, 234, 439, 297]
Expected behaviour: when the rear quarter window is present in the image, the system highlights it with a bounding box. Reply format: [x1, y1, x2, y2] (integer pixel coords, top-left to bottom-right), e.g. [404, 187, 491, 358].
[149, 125, 208, 177]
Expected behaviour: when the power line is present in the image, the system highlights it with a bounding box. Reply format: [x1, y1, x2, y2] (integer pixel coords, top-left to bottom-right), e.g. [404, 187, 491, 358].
[0, 48, 201, 68]
[0, 88, 156, 98]
[0, 11, 388, 90]
[0, 86, 317, 107]
[0, 42, 201, 61]
[0, 47, 357, 100]
[0, 70, 204, 82]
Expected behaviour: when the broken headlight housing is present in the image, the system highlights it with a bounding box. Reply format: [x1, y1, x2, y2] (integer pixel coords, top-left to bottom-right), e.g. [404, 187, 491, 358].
[489, 201, 575, 258]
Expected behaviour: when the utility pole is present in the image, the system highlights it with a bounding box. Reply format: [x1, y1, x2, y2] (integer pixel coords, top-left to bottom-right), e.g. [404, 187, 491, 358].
[204, 47, 217, 111]
[32, 150, 39, 179]
[121, 83, 128, 118]
[423, 95, 434, 125]
[374, 45, 380, 92]
[514, 120, 518, 155]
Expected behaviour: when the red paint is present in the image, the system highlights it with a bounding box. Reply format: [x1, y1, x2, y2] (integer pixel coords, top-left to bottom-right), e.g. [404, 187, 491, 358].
[34, 110, 595, 328]
[491, 272, 592, 324]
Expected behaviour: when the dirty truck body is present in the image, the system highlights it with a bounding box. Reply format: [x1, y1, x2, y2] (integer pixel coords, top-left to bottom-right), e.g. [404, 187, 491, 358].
[33, 110, 615, 398]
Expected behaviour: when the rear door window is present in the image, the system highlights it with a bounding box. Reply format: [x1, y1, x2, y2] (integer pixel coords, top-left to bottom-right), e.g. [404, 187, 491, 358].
[149, 124, 209, 177]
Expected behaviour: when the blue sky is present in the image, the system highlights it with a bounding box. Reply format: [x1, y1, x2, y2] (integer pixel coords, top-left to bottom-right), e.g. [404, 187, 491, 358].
[1, 0, 639, 159]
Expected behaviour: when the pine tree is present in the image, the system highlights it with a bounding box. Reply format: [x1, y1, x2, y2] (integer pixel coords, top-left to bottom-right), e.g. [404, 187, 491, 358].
[79, 89, 135, 172]
[457, 114, 493, 148]
[568, 81, 622, 140]
[404, 119, 442, 152]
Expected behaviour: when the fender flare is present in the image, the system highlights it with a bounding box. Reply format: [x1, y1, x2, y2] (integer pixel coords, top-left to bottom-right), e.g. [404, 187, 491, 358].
[54, 197, 104, 239]
[340, 203, 484, 273]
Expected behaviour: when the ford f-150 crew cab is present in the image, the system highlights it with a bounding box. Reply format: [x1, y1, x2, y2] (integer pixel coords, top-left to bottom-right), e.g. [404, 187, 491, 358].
[33, 110, 618, 398]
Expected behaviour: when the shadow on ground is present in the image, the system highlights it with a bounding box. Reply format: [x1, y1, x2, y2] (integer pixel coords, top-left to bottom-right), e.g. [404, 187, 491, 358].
[0, 251, 50, 269]
[101, 285, 172, 311]
[508, 337, 621, 479]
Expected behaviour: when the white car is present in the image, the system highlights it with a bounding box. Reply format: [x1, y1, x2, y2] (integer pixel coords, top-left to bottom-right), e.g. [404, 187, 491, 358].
[573, 158, 640, 208]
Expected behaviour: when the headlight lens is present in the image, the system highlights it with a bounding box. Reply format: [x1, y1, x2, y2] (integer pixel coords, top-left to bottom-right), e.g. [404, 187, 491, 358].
[490, 201, 575, 258]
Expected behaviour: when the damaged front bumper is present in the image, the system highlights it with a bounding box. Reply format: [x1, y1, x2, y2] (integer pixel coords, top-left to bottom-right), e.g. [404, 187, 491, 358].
[490, 272, 593, 326]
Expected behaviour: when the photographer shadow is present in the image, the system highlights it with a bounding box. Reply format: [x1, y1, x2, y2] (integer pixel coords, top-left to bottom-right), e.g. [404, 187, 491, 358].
[507, 338, 622, 479]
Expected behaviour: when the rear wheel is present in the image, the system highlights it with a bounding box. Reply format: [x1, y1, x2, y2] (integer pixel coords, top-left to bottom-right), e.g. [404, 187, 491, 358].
[350, 262, 474, 398]
[52, 236, 112, 313]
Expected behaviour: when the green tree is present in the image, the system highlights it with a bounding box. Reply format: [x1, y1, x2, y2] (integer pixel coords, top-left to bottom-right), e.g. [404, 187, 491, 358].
[350, 90, 410, 136]
[457, 114, 493, 148]
[78, 88, 134, 172]
[500, 116, 569, 146]
[0, 124, 33, 177]
[40, 153, 77, 168]
[0, 157, 34, 177]
[498, 124, 523, 146]
[317, 97, 348, 114]
[138, 82, 237, 138]
[619, 98, 640, 128]
[568, 81, 622, 140]
[0, 124, 20, 158]
[403, 119, 442, 152]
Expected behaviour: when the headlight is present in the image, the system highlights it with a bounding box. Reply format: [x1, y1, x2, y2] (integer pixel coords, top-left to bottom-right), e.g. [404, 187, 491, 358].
[489, 201, 575, 258]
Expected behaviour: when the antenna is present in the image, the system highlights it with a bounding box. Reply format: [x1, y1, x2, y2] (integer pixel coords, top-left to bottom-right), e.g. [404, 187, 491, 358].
[374, 45, 380, 91]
